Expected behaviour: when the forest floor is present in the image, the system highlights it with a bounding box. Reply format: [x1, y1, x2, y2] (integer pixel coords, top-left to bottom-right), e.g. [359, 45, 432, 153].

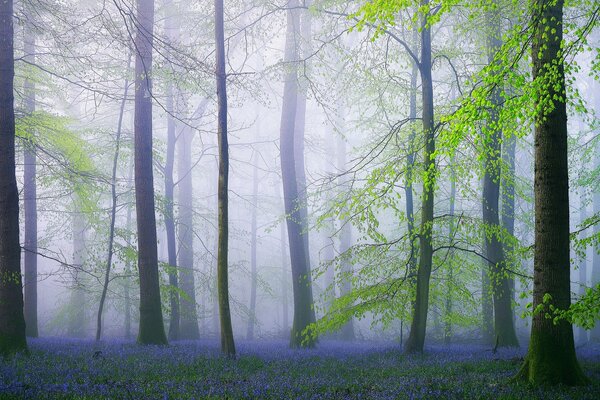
[0, 338, 599, 399]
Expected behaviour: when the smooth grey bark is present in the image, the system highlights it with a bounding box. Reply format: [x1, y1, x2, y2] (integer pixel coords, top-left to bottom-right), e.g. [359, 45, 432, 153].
[134, 0, 167, 345]
[406, 28, 418, 282]
[124, 163, 134, 339]
[405, 1, 435, 354]
[280, 0, 316, 348]
[96, 56, 131, 341]
[279, 191, 290, 334]
[23, 11, 38, 339]
[246, 152, 259, 340]
[0, 0, 27, 355]
[215, 0, 235, 357]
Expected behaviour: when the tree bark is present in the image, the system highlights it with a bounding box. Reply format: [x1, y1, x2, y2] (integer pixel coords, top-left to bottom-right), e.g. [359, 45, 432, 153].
[23, 10, 38, 339]
[515, 0, 587, 385]
[246, 152, 259, 340]
[482, 2, 519, 348]
[280, 0, 316, 348]
[134, 0, 167, 345]
[96, 56, 131, 341]
[577, 190, 588, 344]
[0, 0, 27, 356]
[445, 156, 456, 345]
[215, 0, 236, 357]
[405, 1, 435, 354]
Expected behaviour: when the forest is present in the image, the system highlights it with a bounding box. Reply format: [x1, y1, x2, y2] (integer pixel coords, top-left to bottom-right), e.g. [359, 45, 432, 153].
[0, 0, 599, 398]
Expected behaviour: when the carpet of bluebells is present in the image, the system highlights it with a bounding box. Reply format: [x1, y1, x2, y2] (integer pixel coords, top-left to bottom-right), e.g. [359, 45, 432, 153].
[1, 338, 599, 399]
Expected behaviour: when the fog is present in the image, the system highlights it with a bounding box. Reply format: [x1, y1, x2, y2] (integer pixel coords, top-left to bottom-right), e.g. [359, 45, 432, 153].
[2, 0, 599, 387]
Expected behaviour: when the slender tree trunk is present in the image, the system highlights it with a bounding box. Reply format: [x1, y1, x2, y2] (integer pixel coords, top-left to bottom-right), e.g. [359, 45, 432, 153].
[280, 0, 316, 348]
[215, 0, 235, 357]
[445, 156, 456, 345]
[0, 0, 27, 356]
[23, 11, 38, 339]
[577, 190, 588, 344]
[405, 2, 435, 354]
[406, 28, 418, 284]
[69, 207, 87, 337]
[134, 0, 167, 345]
[501, 129, 517, 328]
[96, 56, 131, 341]
[516, 0, 587, 385]
[177, 117, 204, 340]
[164, 79, 180, 341]
[483, 2, 519, 348]
[591, 121, 600, 341]
[164, 0, 180, 341]
[246, 152, 259, 340]
[337, 132, 354, 341]
[124, 162, 134, 339]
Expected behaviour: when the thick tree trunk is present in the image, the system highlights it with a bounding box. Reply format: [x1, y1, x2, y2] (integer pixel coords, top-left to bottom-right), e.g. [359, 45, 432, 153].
[516, 0, 587, 385]
[246, 152, 259, 340]
[215, 0, 236, 357]
[483, 3, 519, 348]
[96, 57, 130, 341]
[23, 12, 38, 339]
[405, 2, 435, 354]
[280, 0, 316, 348]
[280, 195, 290, 334]
[0, 0, 27, 356]
[134, 0, 167, 345]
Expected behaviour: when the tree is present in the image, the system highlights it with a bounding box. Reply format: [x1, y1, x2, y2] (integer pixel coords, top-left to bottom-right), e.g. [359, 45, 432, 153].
[280, 0, 317, 348]
[515, 0, 587, 385]
[0, 0, 27, 356]
[404, 0, 436, 354]
[23, 6, 38, 338]
[134, 0, 167, 345]
[481, 2, 519, 348]
[215, 0, 236, 358]
[247, 152, 259, 340]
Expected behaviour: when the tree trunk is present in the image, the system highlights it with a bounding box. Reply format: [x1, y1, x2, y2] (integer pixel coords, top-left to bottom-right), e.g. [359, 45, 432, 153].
[134, 0, 167, 345]
[0, 0, 27, 356]
[280, 193, 290, 334]
[23, 11, 38, 339]
[215, 0, 236, 357]
[577, 190, 588, 344]
[591, 118, 600, 342]
[124, 161, 134, 339]
[280, 0, 316, 348]
[246, 152, 259, 340]
[337, 130, 354, 341]
[69, 206, 87, 337]
[482, 2, 519, 348]
[164, 0, 180, 341]
[501, 129, 517, 328]
[515, 0, 587, 385]
[96, 56, 131, 341]
[445, 156, 456, 345]
[177, 116, 204, 340]
[405, 2, 435, 354]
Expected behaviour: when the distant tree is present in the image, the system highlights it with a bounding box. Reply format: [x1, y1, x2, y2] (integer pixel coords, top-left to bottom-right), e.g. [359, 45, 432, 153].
[247, 151, 259, 341]
[279, 0, 317, 348]
[0, 0, 28, 356]
[23, 4, 38, 338]
[134, 0, 167, 345]
[515, 0, 587, 385]
[215, 0, 236, 357]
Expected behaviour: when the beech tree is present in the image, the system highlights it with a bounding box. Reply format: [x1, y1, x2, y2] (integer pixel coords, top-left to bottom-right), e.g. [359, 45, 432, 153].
[134, 0, 167, 345]
[515, 0, 587, 385]
[0, 0, 28, 356]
